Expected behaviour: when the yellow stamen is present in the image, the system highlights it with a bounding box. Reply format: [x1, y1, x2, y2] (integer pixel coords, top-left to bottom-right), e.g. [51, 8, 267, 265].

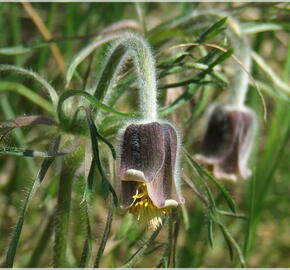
[129, 183, 170, 230]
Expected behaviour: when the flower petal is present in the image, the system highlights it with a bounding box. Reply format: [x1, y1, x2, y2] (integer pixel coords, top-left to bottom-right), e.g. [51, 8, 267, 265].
[120, 181, 139, 208]
[147, 123, 181, 208]
[198, 104, 256, 181]
[201, 105, 237, 161]
[120, 122, 165, 183]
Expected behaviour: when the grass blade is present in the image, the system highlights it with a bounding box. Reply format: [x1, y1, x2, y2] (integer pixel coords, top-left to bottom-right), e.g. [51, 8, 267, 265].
[0, 147, 66, 158]
[243, 170, 256, 260]
[66, 33, 122, 86]
[0, 81, 54, 113]
[0, 65, 59, 108]
[5, 136, 61, 267]
[0, 45, 32, 55]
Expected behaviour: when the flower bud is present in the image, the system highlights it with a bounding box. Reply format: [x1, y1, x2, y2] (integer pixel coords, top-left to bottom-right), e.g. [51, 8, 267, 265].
[196, 104, 257, 182]
[119, 121, 183, 230]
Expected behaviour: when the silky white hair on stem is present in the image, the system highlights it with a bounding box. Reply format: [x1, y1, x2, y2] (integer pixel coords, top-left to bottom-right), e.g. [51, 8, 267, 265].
[93, 32, 158, 122]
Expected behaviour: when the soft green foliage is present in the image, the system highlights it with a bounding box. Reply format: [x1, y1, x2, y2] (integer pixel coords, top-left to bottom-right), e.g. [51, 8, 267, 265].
[0, 2, 290, 268]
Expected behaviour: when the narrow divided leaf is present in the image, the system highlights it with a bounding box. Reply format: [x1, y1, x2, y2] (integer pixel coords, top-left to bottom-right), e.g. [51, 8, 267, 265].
[184, 150, 237, 213]
[196, 17, 227, 43]
[86, 109, 118, 206]
[217, 222, 246, 267]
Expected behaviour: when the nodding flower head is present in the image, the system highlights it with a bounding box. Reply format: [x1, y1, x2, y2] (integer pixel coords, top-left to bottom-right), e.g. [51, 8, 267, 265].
[196, 104, 257, 182]
[120, 121, 183, 230]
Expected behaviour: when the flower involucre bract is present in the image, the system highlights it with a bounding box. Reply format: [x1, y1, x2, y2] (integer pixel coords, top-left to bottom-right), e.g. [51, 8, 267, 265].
[120, 121, 183, 230]
[196, 104, 257, 182]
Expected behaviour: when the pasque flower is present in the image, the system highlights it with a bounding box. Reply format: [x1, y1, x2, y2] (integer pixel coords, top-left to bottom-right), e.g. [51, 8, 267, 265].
[101, 33, 183, 229]
[193, 12, 258, 182]
[120, 121, 182, 230]
[196, 104, 256, 182]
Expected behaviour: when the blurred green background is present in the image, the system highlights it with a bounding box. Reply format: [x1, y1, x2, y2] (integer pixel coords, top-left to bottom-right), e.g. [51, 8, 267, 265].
[0, 2, 290, 268]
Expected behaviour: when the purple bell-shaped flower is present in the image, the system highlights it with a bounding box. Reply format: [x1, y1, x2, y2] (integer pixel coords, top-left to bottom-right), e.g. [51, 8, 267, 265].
[196, 104, 257, 182]
[120, 121, 183, 230]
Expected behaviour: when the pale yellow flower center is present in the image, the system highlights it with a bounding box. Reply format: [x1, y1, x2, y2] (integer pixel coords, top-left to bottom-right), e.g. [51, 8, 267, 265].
[129, 183, 169, 230]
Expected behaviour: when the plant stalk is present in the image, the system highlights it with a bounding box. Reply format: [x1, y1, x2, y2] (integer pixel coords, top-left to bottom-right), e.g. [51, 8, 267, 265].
[53, 159, 77, 267]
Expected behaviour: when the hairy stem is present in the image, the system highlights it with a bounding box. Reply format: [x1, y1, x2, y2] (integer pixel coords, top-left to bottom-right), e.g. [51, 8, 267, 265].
[93, 32, 158, 121]
[28, 214, 54, 267]
[53, 159, 77, 267]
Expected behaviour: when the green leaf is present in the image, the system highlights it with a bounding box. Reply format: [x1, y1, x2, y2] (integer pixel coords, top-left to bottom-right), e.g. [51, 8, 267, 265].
[0, 147, 66, 158]
[83, 156, 97, 199]
[158, 51, 192, 68]
[217, 221, 246, 267]
[208, 217, 214, 248]
[196, 17, 227, 43]
[184, 150, 237, 213]
[5, 136, 61, 267]
[0, 81, 54, 113]
[66, 34, 122, 86]
[242, 22, 282, 34]
[148, 28, 190, 46]
[120, 225, 163, 268]
[159, 84, 199, 116]
[243, 170, 256, 259]
[57, 90, 135, 130]
[99, 115, 127, 137]
[183, 152, 217, 211]
[200, 166, 236, 213]
[114, 213, 134, 240]
[93, 123, 116, 160]
[218, 222, 234, 261]
[0, 65, 58, 108]
[86, 109, 118, 206]
[252, 50, 290, 95]
[208, 48, 234, 69]
[0, 45, 32, 55]
[82, 115, 117, 199]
